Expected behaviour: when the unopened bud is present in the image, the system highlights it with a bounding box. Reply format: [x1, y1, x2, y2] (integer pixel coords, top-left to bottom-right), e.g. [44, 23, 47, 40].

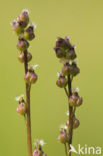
[30, 72, 38, 84]
[54, 47, 64, 58]
[17, 102, 26, 115]
[76, 97, 83, 106]
[11, 20, 24, 35]
[56, 76, 67, 88]
[17, 38, 29, 51]
[58, 130, 70, 144]
[27, 52, 32, 62]
[66, 49, 76, 60]
[24, 26, 35, 41]
[33, 148, 43, 156]
[69, 92, 79, 107]
[73, 117, 80, 129]
[17, 9, 29, 28]
[24, 71, 31, 83]
[18, 52, 24, 63]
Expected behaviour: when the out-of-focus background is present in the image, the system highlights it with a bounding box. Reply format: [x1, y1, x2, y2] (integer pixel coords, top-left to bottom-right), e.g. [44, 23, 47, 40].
[0, 0, 103, 156]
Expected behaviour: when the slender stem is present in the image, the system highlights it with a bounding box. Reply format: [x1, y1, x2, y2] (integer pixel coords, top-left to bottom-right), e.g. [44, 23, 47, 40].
[24, 51, 32, 156]
[64, 87, 69, 98]
[68, 75, 74, 156]
[64, 143, 68, 156]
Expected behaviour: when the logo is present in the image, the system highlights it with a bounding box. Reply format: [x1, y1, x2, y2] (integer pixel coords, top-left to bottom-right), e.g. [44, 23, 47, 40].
[69, 144, 102, 155]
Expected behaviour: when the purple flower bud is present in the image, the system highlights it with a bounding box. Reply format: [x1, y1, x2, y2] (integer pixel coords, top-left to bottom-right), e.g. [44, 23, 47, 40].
[56, 76, 67, 88]
[33, 149, 43, 156]
[24, 71, 31, 83]
[54, 47, 64, 58]
[66, 49, 76, 60]
[58, 129, 70, 144]
[17, 102, 26, 115]
[17, 38, 29, 51]
[24, 26, 35, 41]
[17, 9, 29, 28]
[30, 72, 38, 84]
[11, 20, 24, 35]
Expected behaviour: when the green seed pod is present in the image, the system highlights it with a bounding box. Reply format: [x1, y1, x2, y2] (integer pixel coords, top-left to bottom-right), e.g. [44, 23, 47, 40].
[18, 52, 24, 63]
[17, 38, 29, 51]
[24, 26, 35, 41]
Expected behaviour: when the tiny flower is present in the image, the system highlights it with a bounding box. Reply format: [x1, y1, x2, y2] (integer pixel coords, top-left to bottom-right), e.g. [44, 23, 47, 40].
[72, 87, 80, 93]
[15, 94, 24, 102]
[33, 148, 43, 156]
[17, 102, 26, 115]
[60, 124, 68, 131]
[17, 38, 29, 51]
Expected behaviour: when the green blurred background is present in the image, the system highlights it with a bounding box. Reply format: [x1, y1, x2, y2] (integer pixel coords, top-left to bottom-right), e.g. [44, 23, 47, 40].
[0, 0, 103, 156]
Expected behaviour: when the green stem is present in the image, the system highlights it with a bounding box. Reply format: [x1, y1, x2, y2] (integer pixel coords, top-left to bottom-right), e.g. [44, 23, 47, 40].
[24, 51, 32, 156]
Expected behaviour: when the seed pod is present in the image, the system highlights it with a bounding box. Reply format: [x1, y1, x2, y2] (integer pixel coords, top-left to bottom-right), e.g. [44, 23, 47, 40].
[18, 52, 24, 63]
[27, 52, 32, 62]
[58, 130, 70, 144]
[24, 26, 35, 41]
[76, 97, 83, 107]
[54, 47, 64, 58]
[24, 71, 31, 83]
[17, 9, 29, 28]
[17, 38, 29, 51]
[30, 72, 38, 84]
[71, 63, 80, 76]
[56, 76, 67, 88]
[73, 117, 80, 129]
[56, 37, 69, 49]
[17, 102, 26, 115]
[69, 92, 79, 107]
[33, 148, 43, 156]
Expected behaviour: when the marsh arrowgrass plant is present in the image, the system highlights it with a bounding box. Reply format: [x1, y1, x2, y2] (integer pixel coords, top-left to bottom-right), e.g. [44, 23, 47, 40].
[54, 37, 83, 156]
[11, 10, 46, 156]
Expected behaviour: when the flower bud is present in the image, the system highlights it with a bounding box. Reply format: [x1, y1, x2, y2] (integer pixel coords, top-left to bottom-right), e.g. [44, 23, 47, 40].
[66, 49, 76, 60]
[17, 38, 29, 51]
[56, 76, 67, 88]
[30, 72, 38, 84]
[11, 20, 24, 35]
[54, 47, 64, 58]
[58, 130, 70, 144]
[73, 117, 80, 129]
[33, 148, 43, 156]
[17, 102, 26, 115]
[17, 9, 29, 28]
[24, 26, 35, 41]
[62, 64, 72, 76]
[69, 92, 79, 107]
[56, 37, 68, 49]
[18, 52, 24, 63]
[24, 71, 31, 83]
[76, 97, 83, 107]
[71, 63, 80, 76]
[27, 52, 32, 62]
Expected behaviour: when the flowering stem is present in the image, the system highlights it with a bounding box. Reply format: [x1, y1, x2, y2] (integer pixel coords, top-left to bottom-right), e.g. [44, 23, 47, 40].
[68, 75, 74, 156]
[24, 50, 32, 156]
